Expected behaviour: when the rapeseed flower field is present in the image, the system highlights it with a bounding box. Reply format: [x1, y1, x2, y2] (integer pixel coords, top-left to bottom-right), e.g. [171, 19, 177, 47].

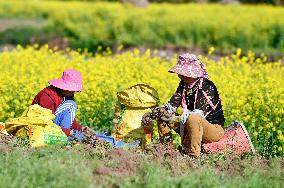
[0, 46, 283, 156]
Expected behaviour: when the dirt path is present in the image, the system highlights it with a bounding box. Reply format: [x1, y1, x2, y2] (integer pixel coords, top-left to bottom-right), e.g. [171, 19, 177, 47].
[0, 19, 45, 32]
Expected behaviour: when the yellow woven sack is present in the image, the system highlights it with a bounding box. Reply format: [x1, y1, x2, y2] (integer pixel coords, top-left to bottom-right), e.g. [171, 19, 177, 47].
[5, 104, 68, 147]
[5, 104, 55, 137]
[27, 124, 68, 147]
[112, 83, 159, 145]
[117, 83, 159, 108]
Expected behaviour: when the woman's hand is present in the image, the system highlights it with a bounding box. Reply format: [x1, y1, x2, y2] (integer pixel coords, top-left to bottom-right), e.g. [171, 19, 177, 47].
[141, 112, 154, 127]
[69, 130, 86, 141]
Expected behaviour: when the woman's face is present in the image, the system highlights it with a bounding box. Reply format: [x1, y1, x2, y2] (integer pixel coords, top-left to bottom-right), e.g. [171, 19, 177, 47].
[62, 90, 75, 97]
[178, 75, 197, 84]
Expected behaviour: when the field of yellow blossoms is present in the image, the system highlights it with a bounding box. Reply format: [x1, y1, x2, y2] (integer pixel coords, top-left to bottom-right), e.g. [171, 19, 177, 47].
[0, 46, 283, 156]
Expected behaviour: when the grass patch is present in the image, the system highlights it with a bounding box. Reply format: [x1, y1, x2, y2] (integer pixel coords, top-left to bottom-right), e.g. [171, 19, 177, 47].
[0, 138, 283, 187]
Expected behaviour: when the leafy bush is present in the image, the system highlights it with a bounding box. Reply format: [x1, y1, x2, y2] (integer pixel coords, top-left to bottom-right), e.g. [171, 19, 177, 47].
[0, 2, 283, 54]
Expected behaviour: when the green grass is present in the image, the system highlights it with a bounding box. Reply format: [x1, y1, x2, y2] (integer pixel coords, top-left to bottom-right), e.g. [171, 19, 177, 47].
[0, 138, 283, 188]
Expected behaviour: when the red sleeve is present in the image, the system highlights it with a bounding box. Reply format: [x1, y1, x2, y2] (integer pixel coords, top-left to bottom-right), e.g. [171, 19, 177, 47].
[32, 93, 56, 113]
[62, 119, 82, 136]
[71, 118, 82, 130]
[61, 128, 72, 136]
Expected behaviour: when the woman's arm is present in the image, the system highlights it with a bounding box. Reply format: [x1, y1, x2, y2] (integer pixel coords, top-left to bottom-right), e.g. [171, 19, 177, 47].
[168, 80, 184, 110]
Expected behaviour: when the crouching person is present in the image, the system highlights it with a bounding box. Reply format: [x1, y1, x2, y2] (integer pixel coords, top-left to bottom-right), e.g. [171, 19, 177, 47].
[142, 53, 225, 157]
[32, 69, 140, 148]
[32, 69, 86, 142]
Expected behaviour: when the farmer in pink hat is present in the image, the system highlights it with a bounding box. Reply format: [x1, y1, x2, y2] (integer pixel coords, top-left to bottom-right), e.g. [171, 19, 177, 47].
[32, 69, 85, 141]
[32, 69, 140, 147]
[142, 53, 225, 157]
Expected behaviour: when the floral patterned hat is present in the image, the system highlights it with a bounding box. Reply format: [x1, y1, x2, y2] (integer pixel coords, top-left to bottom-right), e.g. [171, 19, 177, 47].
[169, 53, 208, 78]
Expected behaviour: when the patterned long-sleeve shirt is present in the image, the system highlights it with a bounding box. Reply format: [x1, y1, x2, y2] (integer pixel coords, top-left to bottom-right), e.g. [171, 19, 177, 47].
[169, 78, 225, 126]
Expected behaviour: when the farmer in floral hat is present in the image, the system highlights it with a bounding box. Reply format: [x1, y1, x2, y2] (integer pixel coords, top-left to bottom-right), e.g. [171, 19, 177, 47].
[142, 53, 225, 157]
[32, 69, 86, 141]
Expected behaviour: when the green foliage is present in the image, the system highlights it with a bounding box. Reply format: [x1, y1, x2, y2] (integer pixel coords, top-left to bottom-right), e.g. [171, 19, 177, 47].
[39, 0, 284, 5]
[239, 0, 284, 5]
[0, 27, 57, 45]
[0, 2, 283, 54]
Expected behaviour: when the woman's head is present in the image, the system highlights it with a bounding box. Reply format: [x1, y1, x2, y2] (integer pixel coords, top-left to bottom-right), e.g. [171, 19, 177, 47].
[48, 69, 83, 94]
[169, 53, 208, 79]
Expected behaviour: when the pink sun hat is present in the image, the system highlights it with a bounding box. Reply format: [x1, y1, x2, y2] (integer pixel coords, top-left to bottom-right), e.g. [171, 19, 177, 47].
[169, 53, 209, 78]
[48, 69, 83, 91]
